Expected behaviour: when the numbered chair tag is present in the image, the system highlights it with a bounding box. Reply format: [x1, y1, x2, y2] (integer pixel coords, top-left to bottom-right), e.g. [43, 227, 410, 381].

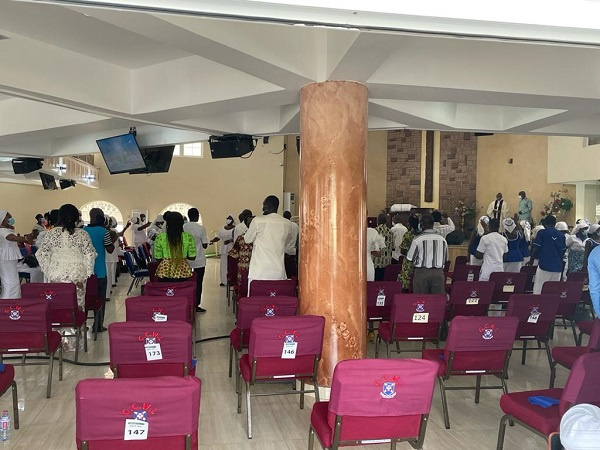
[124, 419, 148, 441]
[503, 285, 515, 293]
[153, 314, 168, 322]
[446, 278, 452, 285]
[281, 342, 298, 359]
[584, 285, 589, 292]
[528, 312, 541, 323]
[467, 273, 475, 282]
[145, 343, 163, 361]
[466, 298, 480, 305]
[376, 295, 386, 307]
[412, 312, 429, 323]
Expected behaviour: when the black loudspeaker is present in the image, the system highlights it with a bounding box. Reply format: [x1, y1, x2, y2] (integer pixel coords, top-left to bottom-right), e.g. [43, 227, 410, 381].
[59, 179, 76, 190]
[209, 134, 255, 158]
[12, 158, 43, 174]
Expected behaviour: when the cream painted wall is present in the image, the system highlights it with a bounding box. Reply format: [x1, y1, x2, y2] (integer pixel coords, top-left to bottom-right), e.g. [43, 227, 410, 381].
[476, 134, 575, 225]
[282, 131, 388, 217]
[548, 136, 599, 183]
[1, 136, 286, 242]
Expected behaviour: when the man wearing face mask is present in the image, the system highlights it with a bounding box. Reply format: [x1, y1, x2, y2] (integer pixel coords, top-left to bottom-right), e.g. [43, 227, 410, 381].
[244, 195, 296, 286]
[517, 191, 533, 225]
[33, 214, 46, 233]
[83, 208, 115, 332]
[210, 215, 236, 286]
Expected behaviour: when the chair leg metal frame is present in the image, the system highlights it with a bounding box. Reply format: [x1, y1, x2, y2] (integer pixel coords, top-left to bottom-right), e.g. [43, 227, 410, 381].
[375, 323, 442, 358]
[308, 414, 430, 450]
[82, 434, 192, 450]
[496, 414, 549, 450]
[58, 324, 85, 363]
[439, 351, 512, 429]
[0, 379, 19, 430]
[239, 356, 321, 439]
[513, 337, 552, 369]
[0, 335, 63, 398]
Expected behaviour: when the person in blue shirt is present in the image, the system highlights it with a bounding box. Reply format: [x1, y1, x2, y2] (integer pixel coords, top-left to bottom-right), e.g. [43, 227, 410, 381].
[587, 237, 600, 316]
[526, 215, 566, 294]
[83, 208, 114, 332]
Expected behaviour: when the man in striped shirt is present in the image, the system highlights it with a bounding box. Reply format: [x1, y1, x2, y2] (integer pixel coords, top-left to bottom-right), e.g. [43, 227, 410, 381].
[406, 214, 449, 294]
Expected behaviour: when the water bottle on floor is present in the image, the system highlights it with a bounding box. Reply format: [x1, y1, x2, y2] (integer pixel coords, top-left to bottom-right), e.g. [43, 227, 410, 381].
[0, 410, 10, 441]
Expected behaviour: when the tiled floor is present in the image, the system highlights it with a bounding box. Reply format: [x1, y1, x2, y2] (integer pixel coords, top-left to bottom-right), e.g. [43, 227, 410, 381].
[0, 258, 578, 449]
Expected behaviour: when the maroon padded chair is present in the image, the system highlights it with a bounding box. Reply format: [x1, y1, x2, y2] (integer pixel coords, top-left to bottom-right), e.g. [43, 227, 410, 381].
[125, 296, 189, 323]
[366, 281, 404, 326]
[0, 364, 19, 431]
[228, 296, 298, 392]
[308, 359, 439, 450]
[75, 376, 201, 450]
[144, 281, 197, 357]
[567, 270, 592, 308]
[489, 272, 527, 304]
[496, 351, 600, 450]
[454, 255, 469, 267]
[226, 255, 238, 306]
[84, 275, 102, 342]
[383, 263, 402, 282]
[422, 315, 519, 429]
[108, 321, 193, 378]
[446, 281, 495, 321]
[505, 294, 560, 368]
[446, 265, 481, 294]
[21, 282, 87, 362]
[550, 318, 600, 388]
[248, 279, 297, 298]
[375, 294, 447, 357]
[520, 265, 538, 294]
[238, 315, 325, 439]
[577, 319, 595, 346]
[541, 281, 584, 344]
[0, 299, 62, 398]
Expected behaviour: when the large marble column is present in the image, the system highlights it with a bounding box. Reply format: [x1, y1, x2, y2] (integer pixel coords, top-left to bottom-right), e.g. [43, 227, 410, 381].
[299, 81, 368, 387]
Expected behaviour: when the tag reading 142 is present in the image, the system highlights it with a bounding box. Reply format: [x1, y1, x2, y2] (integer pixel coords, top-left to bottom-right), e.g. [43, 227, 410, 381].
[412, 312, 429, 323]
[124, 419, 148, 441]
[376, 295, 386, 307]
[145, 343, 163, 361]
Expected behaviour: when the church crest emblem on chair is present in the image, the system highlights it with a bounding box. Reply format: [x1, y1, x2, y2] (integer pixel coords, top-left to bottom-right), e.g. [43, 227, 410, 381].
[375, 375, 400, 399]
[530, 304, 540, 315]
[279, 329, 299, 343]
[378, 288, 386, 296]
[560, 291, 568, 299]
[505, 277, 513, 285]
[122, 402, 158, 422]
[5, 305, 24, 320]
[262, 304, 278, 317]
[479, 323, 496, 340]
[40, 290, 56, 301]
[165, 288, 176, 297]
[268, 290, 278, 297]
[413, 300, 427, 313]
[138, 331, 162, 345]
[470, 290, 478, 298]
[149, 308, 166, 320]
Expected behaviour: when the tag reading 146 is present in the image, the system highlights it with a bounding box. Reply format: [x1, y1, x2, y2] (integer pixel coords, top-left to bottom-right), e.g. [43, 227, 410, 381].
[281, 342, 298, 359]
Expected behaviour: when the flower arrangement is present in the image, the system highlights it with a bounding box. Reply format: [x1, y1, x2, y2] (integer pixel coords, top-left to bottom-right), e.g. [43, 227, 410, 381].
[454, 200, 476, 218]
[540, 192, 573, 217]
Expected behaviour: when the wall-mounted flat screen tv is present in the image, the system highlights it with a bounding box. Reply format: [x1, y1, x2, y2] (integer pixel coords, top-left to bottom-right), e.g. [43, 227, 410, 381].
[129, 145, 175, 174]
[96, 133, 147, 174]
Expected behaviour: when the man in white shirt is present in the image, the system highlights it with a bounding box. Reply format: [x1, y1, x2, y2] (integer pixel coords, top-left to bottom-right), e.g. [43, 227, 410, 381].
[183, 208, 208, 312]
[233, 209, 253, 241]
[432, 210, 455, 239]
[475, 218, 508, 281]
[244, 195, 295, 284]
[390, 215, 408, 263]
[283, 210, 299, 277]
[132, 213, 151, 247]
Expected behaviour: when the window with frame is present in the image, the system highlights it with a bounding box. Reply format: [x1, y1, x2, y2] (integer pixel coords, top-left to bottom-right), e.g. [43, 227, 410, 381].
[173, 142, 204, 158]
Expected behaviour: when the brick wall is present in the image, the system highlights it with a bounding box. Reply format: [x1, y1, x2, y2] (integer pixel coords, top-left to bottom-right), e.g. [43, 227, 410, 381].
[386, 130, 477, 226]
[386, 130, 422, 207]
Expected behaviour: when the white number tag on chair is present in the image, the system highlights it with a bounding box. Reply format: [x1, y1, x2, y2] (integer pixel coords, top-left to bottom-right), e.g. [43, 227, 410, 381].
[528, 312, 541, 323]
[153, 314, 168, 322]
[281, 342, 298, 359]
[124, 419, 148, 440]
[503, 285, 515, 293]
[376, 294, 386, 307]
[412, 312, 429, 323]
[144, 343, 163, 361]
[467, 273, 474, 282]
[466, 298, 479, 305]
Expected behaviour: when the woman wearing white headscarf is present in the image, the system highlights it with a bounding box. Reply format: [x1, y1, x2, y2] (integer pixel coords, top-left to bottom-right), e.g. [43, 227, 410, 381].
[467, 216, 488, 266]
[567, 220, 589, 273]
[0, 211, 34, 298]
[502, 218, 526, 273]
[210, 215, 236, 286]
